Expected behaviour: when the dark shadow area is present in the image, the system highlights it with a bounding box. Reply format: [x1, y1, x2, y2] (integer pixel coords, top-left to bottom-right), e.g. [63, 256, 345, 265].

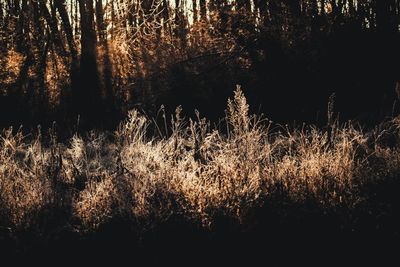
[1, 177, 399, 266]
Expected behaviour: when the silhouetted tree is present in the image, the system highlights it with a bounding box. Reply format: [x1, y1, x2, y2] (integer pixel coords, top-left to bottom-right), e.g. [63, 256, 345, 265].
[76, 0, 102, 125]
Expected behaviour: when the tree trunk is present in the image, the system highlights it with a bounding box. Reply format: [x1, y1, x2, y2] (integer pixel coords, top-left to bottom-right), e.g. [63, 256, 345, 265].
[0, 1, 3, 26]
[192, 0, 198, 23]
[175, 0, 187, 48]
[31, 0, 48, 104]
[162, 0, 172, 36]
[55, 0, 78, 100]
[55, 0, 77, 58]
[199, 0, 206, 21]
[77, 0, 101, 124]
[95, 0, 114, 118]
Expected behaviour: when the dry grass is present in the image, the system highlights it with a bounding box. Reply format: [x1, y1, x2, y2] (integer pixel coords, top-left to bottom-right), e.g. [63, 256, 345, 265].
[1, 86, 400, 232]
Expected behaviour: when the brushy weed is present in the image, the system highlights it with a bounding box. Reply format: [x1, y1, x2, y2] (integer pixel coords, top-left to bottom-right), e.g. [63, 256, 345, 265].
[1, 86, 400, 232]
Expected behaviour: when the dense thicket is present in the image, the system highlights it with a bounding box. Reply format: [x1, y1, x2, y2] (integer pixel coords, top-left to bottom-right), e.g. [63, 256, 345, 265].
[0, 0, 399, 128]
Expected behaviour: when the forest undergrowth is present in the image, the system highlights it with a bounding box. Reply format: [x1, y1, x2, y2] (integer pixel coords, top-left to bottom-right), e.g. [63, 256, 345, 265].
[1, 86, 400, 238]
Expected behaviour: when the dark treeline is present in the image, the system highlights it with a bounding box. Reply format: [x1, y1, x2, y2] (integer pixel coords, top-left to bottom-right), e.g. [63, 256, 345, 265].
[0, 0, 399, 129]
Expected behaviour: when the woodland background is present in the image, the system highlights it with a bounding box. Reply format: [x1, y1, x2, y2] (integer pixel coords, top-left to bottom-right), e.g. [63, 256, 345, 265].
[0, 0, 399, 128]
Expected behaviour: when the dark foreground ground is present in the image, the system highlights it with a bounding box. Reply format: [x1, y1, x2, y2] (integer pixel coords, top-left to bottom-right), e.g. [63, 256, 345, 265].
[0, 177, 399, 267]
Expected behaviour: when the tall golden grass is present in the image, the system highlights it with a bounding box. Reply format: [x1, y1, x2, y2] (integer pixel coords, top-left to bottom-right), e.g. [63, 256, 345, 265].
[1, 86, 399, 231]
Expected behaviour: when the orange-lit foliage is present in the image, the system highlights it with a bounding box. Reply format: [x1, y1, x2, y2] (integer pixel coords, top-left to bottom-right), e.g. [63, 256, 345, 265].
[3, 49, 25, 86]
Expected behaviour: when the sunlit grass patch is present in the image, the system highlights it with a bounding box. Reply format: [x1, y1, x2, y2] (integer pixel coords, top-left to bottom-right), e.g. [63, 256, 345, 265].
[1, 86, 400, 233]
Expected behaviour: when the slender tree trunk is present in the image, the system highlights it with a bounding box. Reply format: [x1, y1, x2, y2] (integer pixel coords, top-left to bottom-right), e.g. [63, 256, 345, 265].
[199, 0, 206, 21]
[95, 0, 105, 42]
[55, 0, 78, 106]
[111, 0, 114, 38]
[175, 0, 187, 47]
[38, 1, 65, 54]
[162, 0, 172, 37]
[0, 1, 3, 26]
[31, 0, 48, 103]
[78, 0, 101, 124]
[74, 0, 79, 34]
[55, 0, 78, 66]
[16, 0, 24, 52]
[15, 0, 35, 113]
[95, 0, 114, 117]
[192, 0, 198, 22]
